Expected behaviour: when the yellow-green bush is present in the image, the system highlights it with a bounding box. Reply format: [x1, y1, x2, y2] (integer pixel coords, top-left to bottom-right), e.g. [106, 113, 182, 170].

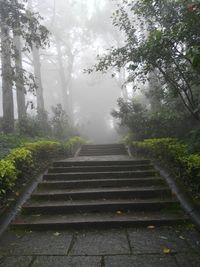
[6, 148, 33, 177]
[24, 141, 63, 160]
[130, 138, 200, 192]
[0, 159, 17, 195]
[0, 137, 85, 198]
[64, 136, 86, 155]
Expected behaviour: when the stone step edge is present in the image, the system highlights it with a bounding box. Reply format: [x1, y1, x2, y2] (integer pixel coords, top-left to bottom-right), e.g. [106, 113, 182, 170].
[11, 215, 188, 230]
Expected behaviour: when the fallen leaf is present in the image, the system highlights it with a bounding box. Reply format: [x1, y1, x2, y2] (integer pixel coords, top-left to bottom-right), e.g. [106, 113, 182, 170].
[116, 211, 122, 214]
[160, 236, 168, 240]
[179, 235, 185, 240]
[32, 214, 41, 217]
[53, 232, 61, 236]
[147, 225, 155, 229]
[15, 192, 19, 196]
[163, 247, 171, 254]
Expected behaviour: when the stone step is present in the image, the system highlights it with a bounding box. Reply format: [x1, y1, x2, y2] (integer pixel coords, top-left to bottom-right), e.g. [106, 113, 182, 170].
[82, 144, 125, 148]
[43, 170, 157, 181]
[53, 160, 151, 167]
[78, 152, 128, 156]
[48, 165, 154, 173]
[31, 186, 171, 201]
[38, 177, 165, 190]
[12, 212, 188, 230]
[80, 147, 126, 150]
[22, 199, 179, 215]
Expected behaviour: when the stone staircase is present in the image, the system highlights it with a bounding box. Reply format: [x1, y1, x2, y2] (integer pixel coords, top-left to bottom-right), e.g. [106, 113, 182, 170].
[78, 144, 127, 156]
[12, 144, 187, 230]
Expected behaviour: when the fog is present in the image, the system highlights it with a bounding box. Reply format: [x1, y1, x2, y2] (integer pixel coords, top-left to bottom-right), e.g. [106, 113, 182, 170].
[15, 0, 128, 143]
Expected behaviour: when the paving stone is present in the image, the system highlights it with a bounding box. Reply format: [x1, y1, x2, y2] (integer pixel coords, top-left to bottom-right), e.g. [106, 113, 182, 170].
[0, 230, 73, 255]
[69, 230, 130, 255]
[104, 255, 178, 267]
[0, 230, 24, 256]
[0, 256, 32, 267]
[178, 229, 200, 251]
[175, 253, 200, 267]
[128, 227, 189, 253]
[32, 256, 101, 267]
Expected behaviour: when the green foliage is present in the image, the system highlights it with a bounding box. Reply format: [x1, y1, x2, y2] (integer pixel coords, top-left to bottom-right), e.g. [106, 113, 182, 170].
[6, 148, 33, 177]
[0, 160, 17, 196]
[0, 136, 86, 199]
[16, 105, 76, 140]
[89, 0, 200, 121]
[112, 98, 195, 140]
[23, 141, 63, 161]
[16, 112, 51, 138]
[64, 136, 86, 155]
[130, 138, 200, 193]
[50, 104, 71, 140]
[0, 133, 31, 159]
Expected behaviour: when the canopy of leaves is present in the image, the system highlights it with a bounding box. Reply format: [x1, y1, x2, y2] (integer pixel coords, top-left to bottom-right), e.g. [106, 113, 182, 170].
[0, 0, 49, 51]
[88, 0, 200, 121]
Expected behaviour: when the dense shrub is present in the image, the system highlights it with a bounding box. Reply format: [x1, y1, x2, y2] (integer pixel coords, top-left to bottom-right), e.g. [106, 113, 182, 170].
[6, 148, 34, 177]
[0, 136, 85, 199]
[24, 141, 64, 161]
[112, 98, 198, 141]
[0, 133, 30, 159]
[0, 160, 17, 196]
[129, 138, 200, 194]
[64, 136, 86, 155]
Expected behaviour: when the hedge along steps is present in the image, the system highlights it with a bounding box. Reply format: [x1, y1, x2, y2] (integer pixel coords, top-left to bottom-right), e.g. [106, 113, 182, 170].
[129, 137, 200, 229]
[130, 138, 200, 194]
[0, 136, 86, 201]
[0, 137, 86, 236]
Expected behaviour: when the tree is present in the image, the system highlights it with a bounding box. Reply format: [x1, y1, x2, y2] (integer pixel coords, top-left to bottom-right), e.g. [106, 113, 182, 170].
[0, 0, 49, 132]
[13, 35, 26, 122]
[88, 0, 200, 122]
[0, 9, 14, 133]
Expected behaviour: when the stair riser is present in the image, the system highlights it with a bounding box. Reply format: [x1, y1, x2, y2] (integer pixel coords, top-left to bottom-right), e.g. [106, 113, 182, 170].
[12, 219, 187, 231]
[79, 152, 127, 155]
[81, 149, 125, 151]
[53, 160, 151, 167]
[44, 171, 157, 181]
[79, 151, 127, 154]
[48, 165, 154, 173]
[82, 145, 125, 148]
[22, 202, 178, 215]
[31, 189, 171, 201]
[38, 179, 165, 190]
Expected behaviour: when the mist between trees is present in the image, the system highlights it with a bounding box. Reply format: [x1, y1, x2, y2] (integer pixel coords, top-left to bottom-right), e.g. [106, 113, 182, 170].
[1, 0, 200, 144]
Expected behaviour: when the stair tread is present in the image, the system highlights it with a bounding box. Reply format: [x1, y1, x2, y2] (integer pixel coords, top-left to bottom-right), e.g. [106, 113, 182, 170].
[12, 211, 188, 225]
[34, 185, 169, 195]
[25, 198, 178, 207]
[45, 170, 157, 175]
[53, 160, 150, 165]
[40, 177, 163, 184]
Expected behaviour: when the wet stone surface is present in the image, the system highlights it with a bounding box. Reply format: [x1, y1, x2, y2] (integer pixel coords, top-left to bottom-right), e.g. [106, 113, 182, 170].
[0, 226, 200, 266]
[69, 229, 130, 256]
[104, 255, 178, 267]
[0, 256, 32, 267]
[127, 227, 189, 254]
[32, 256, 102, 267]
[175, 252, 200, 267]
[0, 230, 73, 256]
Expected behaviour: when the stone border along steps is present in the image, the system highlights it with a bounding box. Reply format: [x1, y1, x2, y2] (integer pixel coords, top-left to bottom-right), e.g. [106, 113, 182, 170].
[11, 144, 188, 230]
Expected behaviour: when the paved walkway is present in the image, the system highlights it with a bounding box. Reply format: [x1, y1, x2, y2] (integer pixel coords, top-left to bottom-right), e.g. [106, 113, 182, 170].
[0, 155, 200, 267]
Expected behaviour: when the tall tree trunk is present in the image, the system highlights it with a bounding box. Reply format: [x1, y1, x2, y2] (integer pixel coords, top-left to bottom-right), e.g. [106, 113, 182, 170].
[1, 21, 14, 133]
[32, 45, 45, 112]
[13, 35, 26, 121]
[55, 38, 70, 116]
[27, 0, 45, 114]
